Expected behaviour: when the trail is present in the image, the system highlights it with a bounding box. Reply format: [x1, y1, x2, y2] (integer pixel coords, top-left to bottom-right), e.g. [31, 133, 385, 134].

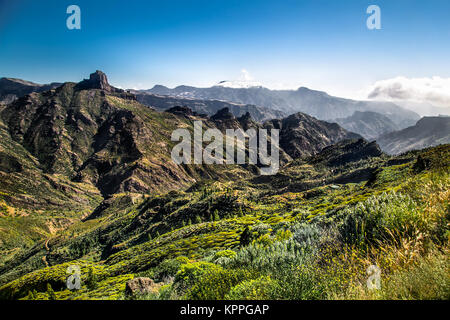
[42, 238, 50, 267]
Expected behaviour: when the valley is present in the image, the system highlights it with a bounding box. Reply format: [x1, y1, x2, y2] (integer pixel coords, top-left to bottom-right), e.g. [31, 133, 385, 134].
[0, 71, 448, 300]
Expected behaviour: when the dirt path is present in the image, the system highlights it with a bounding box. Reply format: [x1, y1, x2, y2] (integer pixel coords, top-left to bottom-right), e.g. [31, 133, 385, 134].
[42, 238, 50, 267]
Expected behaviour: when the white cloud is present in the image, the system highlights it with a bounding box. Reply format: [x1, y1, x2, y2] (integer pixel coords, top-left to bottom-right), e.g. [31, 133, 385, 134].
[215, 69, 263, 88]
[239, 69, 253, 81]
[367, 76, 450, 107]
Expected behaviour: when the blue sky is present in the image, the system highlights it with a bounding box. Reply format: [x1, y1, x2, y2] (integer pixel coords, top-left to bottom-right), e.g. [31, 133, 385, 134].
[0, 0, 449, 98]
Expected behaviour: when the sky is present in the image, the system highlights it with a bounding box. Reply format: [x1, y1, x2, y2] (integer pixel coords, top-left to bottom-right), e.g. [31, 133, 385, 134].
[0, 0, 449, 101]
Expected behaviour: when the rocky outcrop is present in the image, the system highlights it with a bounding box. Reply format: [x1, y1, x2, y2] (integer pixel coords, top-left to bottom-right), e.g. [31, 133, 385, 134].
[75, 70, 114, 92]
[125, 277, 160, 296]
[264, 112, 362, 159]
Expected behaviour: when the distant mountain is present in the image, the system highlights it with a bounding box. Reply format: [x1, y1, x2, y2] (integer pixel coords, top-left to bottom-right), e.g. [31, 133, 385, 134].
[132, 91, 286, 122]
[0, 77, 61, 104]
[377, 116, 450, 154]
[335, 111, 398, 140]
[144, 85, 420, 127]
[264, 112, 362, 158]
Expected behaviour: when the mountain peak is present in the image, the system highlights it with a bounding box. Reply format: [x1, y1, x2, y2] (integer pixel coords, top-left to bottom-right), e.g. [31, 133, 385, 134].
[76, 70, 113, 91]
[211, 107, 235, 121]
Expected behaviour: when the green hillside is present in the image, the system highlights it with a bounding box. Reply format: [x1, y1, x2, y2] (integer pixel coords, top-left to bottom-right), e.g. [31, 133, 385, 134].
[0, 73, 448, 300]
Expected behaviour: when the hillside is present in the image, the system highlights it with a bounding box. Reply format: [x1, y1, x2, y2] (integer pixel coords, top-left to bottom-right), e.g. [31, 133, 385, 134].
[0, 141, 448, 300]
[335, 111, 398, 140]
[0, 78, 61, 105]
[0, 71, 448, 301]
[377, 116, 450, 154]
[0, 71, 361, 268]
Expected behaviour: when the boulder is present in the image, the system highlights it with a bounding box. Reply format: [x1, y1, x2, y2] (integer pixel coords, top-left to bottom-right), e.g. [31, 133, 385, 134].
[125, 277, 157, 296]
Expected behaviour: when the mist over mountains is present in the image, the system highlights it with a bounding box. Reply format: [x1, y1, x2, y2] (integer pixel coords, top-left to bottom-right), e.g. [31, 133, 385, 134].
[145, 83, 420, 128]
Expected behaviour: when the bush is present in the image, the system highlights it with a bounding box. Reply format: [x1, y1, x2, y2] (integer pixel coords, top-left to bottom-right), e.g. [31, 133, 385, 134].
[211, 250, 236, 264]
[185, 268, 257, 300]
[380, 249, 450, 300]
[153, 256, 189, 282]
[222, 240, 312, 275]
[174, 262, 221, 293]
[292, 223, 322, 248]
[226, 276, 278, 299]
[264, 264, 327, 300]
[86, 267, 98, 290]
[338, 192, 423, 247]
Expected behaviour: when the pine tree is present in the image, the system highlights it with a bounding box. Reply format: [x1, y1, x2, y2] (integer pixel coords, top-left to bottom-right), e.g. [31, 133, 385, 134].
[46, 283, 56, 300]
[27, 290, 36, 300]
[213, 209, 220, 221]
[239, 227, 253, 246]
[86, 267, 98, 290]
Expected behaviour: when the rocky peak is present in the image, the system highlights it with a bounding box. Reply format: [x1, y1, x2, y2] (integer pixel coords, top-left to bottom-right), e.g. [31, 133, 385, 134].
[75, 70, 113, 91]
[237, 112, 257, 130]
[211, 107, 235, 121]
[166, 106, 195, 117]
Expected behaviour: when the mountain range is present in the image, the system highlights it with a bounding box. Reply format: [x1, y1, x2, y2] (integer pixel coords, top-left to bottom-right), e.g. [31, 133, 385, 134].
[144, 83, 420, 128]
[0, 71, 363, 205]
[0, 71, 448, 301]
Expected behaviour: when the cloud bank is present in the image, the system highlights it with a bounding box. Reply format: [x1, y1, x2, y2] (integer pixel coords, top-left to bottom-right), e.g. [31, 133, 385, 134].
[367, 76, 450, 107]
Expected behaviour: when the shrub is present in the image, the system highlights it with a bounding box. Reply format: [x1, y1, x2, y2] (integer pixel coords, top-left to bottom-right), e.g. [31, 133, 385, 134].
[46, 283, 56, 300]
[86, 267, 98, 290]
[213, 250, 236, 260]
[153, 256, 189, 282]
[222, 239, 312, 275]
[239, 227, 253, 246]
[174, 262, 221, 293]
[226, 276, 278, 299]
[338, 192, 423, 247]
[185, 268, 257, 300]
[264, 264, 327, 300]
[380, 249, 450, 300]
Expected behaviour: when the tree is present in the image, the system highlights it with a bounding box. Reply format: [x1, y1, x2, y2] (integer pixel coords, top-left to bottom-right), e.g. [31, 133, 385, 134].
[239, 227, 253, 246]
[46, 283, 56, 300]
[213, 209, 220, 221]
[86, 267, 98, 290]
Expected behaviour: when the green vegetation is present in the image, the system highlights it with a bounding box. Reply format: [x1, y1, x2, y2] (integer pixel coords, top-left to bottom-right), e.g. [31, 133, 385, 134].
[0, 88, 448, 300]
